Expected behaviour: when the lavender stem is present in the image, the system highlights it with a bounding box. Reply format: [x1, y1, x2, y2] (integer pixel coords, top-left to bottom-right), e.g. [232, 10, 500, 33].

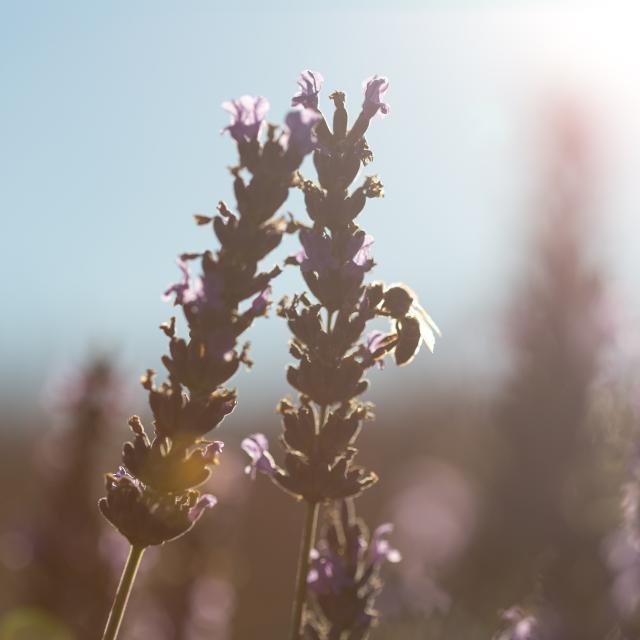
[289, 394, 329, 640]
[101, 545, 145, 640]
[289, 499, 320, 640]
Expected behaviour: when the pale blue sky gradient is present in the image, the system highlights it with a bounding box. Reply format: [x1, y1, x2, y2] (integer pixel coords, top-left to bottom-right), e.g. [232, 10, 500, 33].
[3, 1, 640, 415]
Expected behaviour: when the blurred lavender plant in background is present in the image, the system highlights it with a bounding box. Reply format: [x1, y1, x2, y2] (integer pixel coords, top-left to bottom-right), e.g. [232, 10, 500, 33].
[3, 358, 125, 639]
[604, 444, 640, 635]
[450, 99, 614, 640]
[380, 458, 477, 623]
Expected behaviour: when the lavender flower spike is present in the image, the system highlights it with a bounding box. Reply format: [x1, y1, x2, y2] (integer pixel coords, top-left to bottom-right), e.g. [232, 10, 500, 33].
[291, 70, 324, 110]
[305, 502, 402, 637]
[285, 108, 322, 157]
[241, 433, 277, 479]
[221, 95, 269, 143]
[362, 75, 390, 118]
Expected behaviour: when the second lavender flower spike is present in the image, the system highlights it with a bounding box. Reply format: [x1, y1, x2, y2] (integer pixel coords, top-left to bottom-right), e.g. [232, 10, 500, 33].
[243, 71, 440, 640]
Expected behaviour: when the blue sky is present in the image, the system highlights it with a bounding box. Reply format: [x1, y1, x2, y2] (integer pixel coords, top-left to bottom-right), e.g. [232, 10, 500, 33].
[2, 1, 640, 414]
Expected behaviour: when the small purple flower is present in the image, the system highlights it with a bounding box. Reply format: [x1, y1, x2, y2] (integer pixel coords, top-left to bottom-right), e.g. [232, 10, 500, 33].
[164, 258, 226, 315]
[114, 466, 129, 480]
[291, 70, 324, 110]
[251, 286, 272, 315]
[369, 523, 402, 564]
[112, 466, 140, 488]
[163, 258, 198, 306]
[343, 232, 375, 282]
[296, 228, 337, 274]
[360, 330, 388, 369]
[366, 331, 386, 354]
[350, 233, 374, 268]
[188, 494, 217, 523]
[285, 108, 322, 157]
[362, 75, 390, 118]
[203, 441, 224, 462]
[221, 95, 269, 143]
[307, 548, 351, 596]
[241, 433, 277, 479]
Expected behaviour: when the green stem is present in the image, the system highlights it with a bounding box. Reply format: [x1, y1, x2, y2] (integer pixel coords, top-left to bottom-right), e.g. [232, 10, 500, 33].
[289, 499, 320, 640]
[102, 544, 145, 640]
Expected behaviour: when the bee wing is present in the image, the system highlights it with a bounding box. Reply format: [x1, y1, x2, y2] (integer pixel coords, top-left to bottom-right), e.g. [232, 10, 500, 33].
[413, 303, 441, 353]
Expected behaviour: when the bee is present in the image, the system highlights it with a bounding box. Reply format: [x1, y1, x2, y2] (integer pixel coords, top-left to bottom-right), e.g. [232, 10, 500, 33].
[383, 284, 441, 365]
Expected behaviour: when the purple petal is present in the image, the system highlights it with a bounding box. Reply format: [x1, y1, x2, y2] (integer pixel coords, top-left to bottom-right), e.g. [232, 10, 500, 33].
[188, 494, 217, 522]
[222, 95, 270, 143]
[203, 441, 224, 461]
[297, 228, 336, 273]
[251, 286, 272, 315]
[366, 330, 386, 354]
[291, 70, 324, 109]
[285, 108, 322, 157]
[163, 258, 193, 305]
[370, 523, 402, 564]
[352, 234, 374, 267]
[241, 433, 276, 479]
[362, 75, 390, 119]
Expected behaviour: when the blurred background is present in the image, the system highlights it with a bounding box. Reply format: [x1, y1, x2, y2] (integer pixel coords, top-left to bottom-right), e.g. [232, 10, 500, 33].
[3, 1, 640, 638]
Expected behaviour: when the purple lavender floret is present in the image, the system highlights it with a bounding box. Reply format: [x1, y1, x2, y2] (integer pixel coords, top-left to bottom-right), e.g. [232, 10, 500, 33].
[307, 548, 351, 596]
[241, 433, 277, 479]
[359, 330, 389, 369]
[362, 75, 390, 118]
[114, 466, 136, 482]
[307, 521, 400, 596]
[305, 504, 401, 636]
[296, 228, 374, 278]
[203, 441, 224, 462]
[291, 70, 324, 110]
[164, 257, 224, 313]
[221, 95, 269, 143]
[296, 228, 337, 274]
[366, 330, 386, 354]
[369, 523, 402, 564]
[163, 258, 198, 306]
[251, 286, 272, 315]
[346, 232, 374, 272]
[285, 108, 322, 157]
[188, 494, 217, 523]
